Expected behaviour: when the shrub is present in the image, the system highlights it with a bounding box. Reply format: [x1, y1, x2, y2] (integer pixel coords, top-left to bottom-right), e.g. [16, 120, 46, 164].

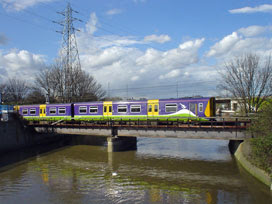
[250, 100, 272, 174]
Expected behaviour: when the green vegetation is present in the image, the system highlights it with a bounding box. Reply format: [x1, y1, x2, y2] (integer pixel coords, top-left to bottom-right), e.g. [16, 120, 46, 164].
[250, 100, 272, 175]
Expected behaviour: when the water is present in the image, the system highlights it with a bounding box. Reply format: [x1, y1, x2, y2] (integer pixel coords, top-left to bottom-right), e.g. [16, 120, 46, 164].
[0, 138, 271, 204]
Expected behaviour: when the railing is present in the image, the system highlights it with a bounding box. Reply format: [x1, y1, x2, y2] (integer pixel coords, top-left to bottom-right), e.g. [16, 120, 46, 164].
[27, 116, 251, 132]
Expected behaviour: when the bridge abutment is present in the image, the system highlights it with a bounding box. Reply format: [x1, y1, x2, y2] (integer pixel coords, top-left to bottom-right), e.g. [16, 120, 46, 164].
[228, 140, 243, 154]
[107, 136, 137, 152]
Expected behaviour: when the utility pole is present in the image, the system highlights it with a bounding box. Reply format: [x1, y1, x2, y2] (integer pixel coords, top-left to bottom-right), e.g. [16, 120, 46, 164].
[53, 2, 82, 102]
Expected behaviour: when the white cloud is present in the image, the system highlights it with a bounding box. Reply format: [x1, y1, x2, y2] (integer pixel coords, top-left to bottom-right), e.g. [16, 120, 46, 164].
[207, 26, 272, 60]
[0, 0, 55, 11]
[76, 14, 206, 98]
[144, 34, 171, 43]
[237, 25, 269, 37]
[137, 38, 204, 69]
[206, 32, 241, 57]
[159, 69, 181, 79]
[106, 8, 122, 16]
[229, 4, 272, 14]
[131, 76, 139, 81]
[86, 12, 98, 35]
[0, 49, 45, 83]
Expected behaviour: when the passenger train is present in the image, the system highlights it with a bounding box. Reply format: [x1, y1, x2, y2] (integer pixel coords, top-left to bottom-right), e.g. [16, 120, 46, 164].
[16, 97, 216, 122]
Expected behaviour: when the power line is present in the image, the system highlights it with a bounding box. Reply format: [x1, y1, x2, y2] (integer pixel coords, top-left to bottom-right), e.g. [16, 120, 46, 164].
[109, 80, 216, 92]
[0, 11, 53, 32]
[67, 1, 169, 52]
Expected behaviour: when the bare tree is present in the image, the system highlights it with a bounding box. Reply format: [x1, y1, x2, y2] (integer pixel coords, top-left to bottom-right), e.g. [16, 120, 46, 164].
[35, 62, 106, 103]
[24, 87, 46, 104]
[3, 78, 30, 104]
[219, 53, 272, 115]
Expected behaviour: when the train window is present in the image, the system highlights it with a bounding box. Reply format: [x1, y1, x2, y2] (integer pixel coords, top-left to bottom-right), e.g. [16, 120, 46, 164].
[189, 103, 195, 113]
[131, 105, 141, 113]
[104, 106, 107, 113]
[40, 109, 42, 114]
[22, 109, 28, 115]
[79, 106, 87, 114]
[165, 104, 177, 112]
[58, 107, 66, 114]
[30, 108, 36, 115]
[154, 105, 158, 112]
[199, 103, 203, 112]
[49, 108, 56, 114]
[148, 105, 152, 112]
[118, 105, 127, 113]
[109, 106, 112, 113]
[90, 106, 98, 113]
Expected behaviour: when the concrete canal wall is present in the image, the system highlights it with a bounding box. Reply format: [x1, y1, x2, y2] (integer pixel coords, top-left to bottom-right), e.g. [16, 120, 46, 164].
[235, 141, 272, 190]
[0, 114, 69, 153]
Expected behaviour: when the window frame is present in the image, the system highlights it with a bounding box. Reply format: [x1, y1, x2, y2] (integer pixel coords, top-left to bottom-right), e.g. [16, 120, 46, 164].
[130, 105, 141, 113]
[199, 103, 204, 112]
[29, 108, 36, 115]
[89, 106, 98, 114]
[49, 107, 57, 115]
[165, 103, 177, 113]
[22, 109, 28, 115]
[79, 106, 87, 114]
[58, 107, 66, 115]
[117, 105, 127, 113]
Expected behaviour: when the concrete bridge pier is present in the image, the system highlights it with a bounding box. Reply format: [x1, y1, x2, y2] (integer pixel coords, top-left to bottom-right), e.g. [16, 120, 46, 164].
[228, 140, 243, 154]
[107, 136, 137, 152]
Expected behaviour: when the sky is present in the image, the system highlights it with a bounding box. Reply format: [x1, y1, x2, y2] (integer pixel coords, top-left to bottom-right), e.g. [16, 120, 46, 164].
[0, 0, 272, 99]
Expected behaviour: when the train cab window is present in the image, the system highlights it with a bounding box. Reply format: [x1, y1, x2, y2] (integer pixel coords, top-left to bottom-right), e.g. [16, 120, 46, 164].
[22, 109, 28, 115]
[30, 108, 36, 115]
[165, 104, 177, 112]
[58, 107, 66, 114]
[199, 103, 203, 112]
[49, 108, 56, 114]
[154, 105, 158, 112]
[90, 106, 98, 114]
[148, 105, 152, 112]
[131, 105, 141, 113]
[79, 106, 87, 114]
[118, 105, 127, 113]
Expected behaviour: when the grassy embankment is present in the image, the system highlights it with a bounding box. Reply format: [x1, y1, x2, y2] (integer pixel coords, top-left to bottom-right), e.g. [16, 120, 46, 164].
[248, 101, 272, 177]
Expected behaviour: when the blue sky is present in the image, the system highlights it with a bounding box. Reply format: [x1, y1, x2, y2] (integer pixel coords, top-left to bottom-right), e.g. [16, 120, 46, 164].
[0, 0, 272, 99]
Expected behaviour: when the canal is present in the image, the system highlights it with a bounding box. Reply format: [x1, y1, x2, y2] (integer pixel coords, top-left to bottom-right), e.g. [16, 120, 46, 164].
[0, 138, 271, 204]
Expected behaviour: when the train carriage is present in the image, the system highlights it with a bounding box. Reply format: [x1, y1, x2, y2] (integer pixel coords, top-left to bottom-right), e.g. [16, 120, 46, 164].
[18, 103, 72, 121]
[17, 97, 216, 122]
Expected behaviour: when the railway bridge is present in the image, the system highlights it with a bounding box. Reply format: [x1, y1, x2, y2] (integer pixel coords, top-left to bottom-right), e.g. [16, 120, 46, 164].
[30, 117, 252, 153]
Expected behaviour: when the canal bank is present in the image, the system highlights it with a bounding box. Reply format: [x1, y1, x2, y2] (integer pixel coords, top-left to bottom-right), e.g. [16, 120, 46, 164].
[0, 113, 71, 154]
[235, 140, 272, 190]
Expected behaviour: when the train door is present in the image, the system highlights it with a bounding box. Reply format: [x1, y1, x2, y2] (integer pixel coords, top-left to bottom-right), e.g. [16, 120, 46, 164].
[147, 100, 159, 117]
[39, 105, 46, 117]
[103, 101, 112, 117]
[189, 103, 198, 116]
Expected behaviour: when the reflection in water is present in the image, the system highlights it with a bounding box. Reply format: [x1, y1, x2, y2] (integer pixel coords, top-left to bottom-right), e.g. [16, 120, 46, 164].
[0, 138, 271, 204]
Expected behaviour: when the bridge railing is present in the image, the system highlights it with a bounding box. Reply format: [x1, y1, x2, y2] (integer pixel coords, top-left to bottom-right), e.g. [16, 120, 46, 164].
[26, 116, 251, 131]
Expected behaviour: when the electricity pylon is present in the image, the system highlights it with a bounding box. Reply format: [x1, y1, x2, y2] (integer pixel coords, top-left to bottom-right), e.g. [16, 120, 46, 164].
[53, 2, 82, 102]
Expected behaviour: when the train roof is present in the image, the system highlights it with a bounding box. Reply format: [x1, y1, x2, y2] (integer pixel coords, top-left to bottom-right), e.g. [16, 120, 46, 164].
[17, 97, 214, 107]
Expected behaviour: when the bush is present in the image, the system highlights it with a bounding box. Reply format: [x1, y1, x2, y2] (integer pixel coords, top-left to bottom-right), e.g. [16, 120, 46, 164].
[250, 100, 272, 174]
